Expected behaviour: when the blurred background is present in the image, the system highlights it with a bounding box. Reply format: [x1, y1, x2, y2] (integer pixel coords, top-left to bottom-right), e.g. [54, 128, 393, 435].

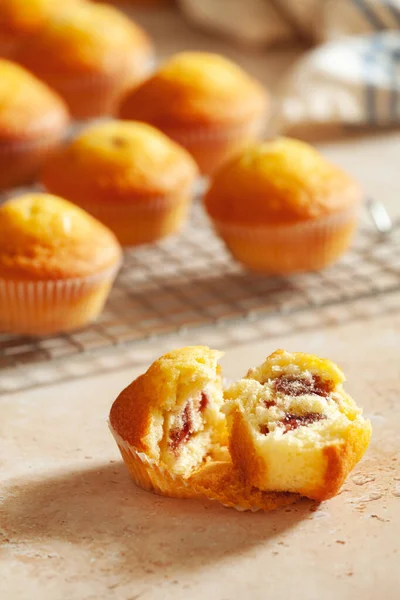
[116, 0, 400, 139]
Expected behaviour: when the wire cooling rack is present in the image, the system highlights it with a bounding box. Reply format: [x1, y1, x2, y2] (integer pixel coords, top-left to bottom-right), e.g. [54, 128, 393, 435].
[1, 202, 400, 393]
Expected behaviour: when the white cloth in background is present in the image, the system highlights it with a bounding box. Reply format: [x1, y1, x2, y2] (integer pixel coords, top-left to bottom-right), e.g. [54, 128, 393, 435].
[177, 0, 400, 133]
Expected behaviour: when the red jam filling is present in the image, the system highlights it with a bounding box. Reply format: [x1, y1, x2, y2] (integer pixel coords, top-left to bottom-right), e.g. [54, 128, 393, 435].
[274, 375, 333, 397]
[264, 400, 276, 408]
[169, 403, 193, 453]
[259, 413, 325, 436]
[281, 412, 325, 433]
[259, 424, 270, 435]
[200, 392, 209, 412]
[169, 392, 208, 454]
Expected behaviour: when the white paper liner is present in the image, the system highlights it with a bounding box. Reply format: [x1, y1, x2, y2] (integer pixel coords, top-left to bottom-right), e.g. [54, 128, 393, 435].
[0, 122, 68, 190]
[46, 53, 155, 91]
[0, 129, 67, 156]
[67, 193, 192, 247]
[109, 424, 200, 499]
[109, 423, 297, 511]
[210, 201, 361, 274]
[164, 115, 267, 145]
[77, 194, 183, 217]
[212, 202, 361, 238]
[0, 262, 120, 336]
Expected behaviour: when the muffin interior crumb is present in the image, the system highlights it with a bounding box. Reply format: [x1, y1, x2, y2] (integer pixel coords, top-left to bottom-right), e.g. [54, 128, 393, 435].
[158, 377, 226, 477]
[224, 360, 362, 450]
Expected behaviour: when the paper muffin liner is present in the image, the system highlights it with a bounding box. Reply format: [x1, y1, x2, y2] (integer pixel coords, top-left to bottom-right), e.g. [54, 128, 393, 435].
[166, 117, 267, 144]
[189, 462, 300, 512]
[0, 129, 67, 191]
[109, 424, 202, 499]
[73, 194, 191, 247]
[110, 424, 299, 512]
[0, 262, 120, 336]
[163, 116, 267, 176]
[0, 36, 20, 58]
[210, 202, 361, 274]
[47, 54, 155, 119]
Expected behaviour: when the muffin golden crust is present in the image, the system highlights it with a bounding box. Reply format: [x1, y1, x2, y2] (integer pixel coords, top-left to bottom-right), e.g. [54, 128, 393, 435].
[205, 138, 362, 226]
[224, 350, 372, 501]
[41, 120, 198, 246]
[0, 193, 122, 281]
[109, 346, 227, 480]
[14, 3, 153, 118]
[0, 0, 84, 57]
[0, 59, 69, 189]
[42, 120, 198, 203]
[119, 52, 268, 174]
[120, 52, 268, 129]
[189, 460, 300, 511]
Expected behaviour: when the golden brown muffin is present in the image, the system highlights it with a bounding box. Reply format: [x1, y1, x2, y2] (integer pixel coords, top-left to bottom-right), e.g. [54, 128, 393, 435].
[0, 193, 122, 335]
[205, 137, 363, 274]
[0, 59, 69, 191]
[109, 346, 228, 498]
[189, 460, 300, 511]
[0, 0, 85, 57]
[223, 350, 372, 501]
[41, 120, 199, 246]
[14, 2, 153, 119]
[119, 52, 268, 175]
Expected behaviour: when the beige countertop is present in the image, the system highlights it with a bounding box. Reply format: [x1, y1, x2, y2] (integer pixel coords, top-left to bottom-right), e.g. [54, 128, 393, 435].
[1, 6, 400, 600]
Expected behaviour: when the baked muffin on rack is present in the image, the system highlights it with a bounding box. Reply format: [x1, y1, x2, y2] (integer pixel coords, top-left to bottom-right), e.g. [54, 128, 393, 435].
[119, 52, 268, 175]
[223, 350, 372, 501]
[41, 120, 199, 246]
[205, 137, 362, 274]
[14, 2, 154, 119]
[109, 346, 228, 498]
[0, 193, 122, 335]
[0, 59, 69, 191]
[0, 0, 84, 57]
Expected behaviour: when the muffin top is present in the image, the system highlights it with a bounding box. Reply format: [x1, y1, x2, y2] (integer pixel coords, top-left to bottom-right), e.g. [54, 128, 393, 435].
[0, 0, 82, 41]
[41, 120, 199, 203]
[14, 2, 152, 79]
[205, 138, 362, 225]
[0, 194, 122, 281]
[119, 52, 268, 129]
[0, 60, 69, 141]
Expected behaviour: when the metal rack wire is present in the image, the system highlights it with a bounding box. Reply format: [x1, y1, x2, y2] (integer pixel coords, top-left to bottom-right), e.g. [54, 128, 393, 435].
[1, 202, 399, 394]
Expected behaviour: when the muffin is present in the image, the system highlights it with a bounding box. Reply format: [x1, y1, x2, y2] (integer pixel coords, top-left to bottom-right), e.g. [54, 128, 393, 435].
[41, 120, 199, 246]
[0, 193, 122, 335]
[109, 346, 228, 498]
[0, 59, 69, 191]
[205, 137, 363, 274]
[119, 52, 268, 175]
[14, 2, 154, 119]
[0, 0, 84, 58]
[223, 350, 372, 501]
[189, 460, 299, 512]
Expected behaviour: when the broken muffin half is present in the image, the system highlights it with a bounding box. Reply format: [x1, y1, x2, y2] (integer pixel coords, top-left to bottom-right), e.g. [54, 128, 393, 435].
[223, 350, 372, 501]
[109, 346, 227, 497]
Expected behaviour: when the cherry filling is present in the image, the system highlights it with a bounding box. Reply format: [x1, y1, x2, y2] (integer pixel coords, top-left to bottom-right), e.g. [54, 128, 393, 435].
[264, 400, 276, 408]
[281, 412, 325, 433]
[200, 392, 209, 412]
[259, 412, 325, 436]
[169, 403, 193, 453]
[274, 374, 333, 397]
[169, 392, 209, 454]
